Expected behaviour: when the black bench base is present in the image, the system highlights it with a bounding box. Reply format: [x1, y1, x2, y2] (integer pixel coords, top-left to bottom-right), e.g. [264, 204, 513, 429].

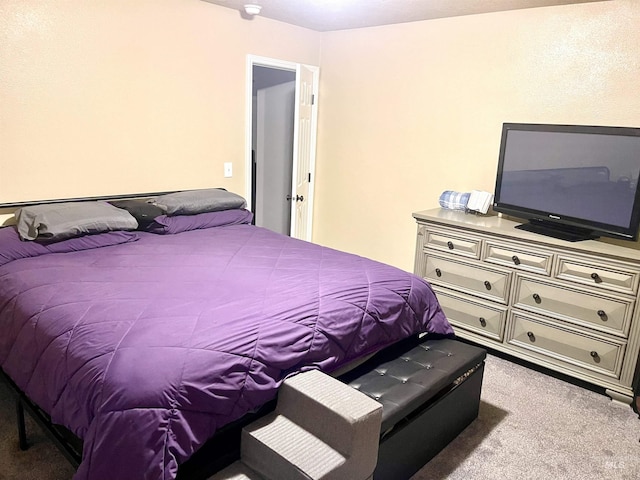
[340, 337, 487, 480]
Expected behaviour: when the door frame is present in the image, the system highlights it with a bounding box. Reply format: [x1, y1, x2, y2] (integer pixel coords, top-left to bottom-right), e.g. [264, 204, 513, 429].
[245, 55, 319, 241]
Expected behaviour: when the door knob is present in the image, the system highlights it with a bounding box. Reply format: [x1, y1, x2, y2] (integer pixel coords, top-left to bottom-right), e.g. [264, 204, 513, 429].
[286, 195, 294, 201]
[296, 195, 304, 202]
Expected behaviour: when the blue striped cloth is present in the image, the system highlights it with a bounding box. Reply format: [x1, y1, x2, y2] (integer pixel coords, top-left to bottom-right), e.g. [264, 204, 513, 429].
[439, 190, 470, 211]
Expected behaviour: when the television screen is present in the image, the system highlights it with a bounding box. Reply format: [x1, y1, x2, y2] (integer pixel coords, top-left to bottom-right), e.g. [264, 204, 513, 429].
[493, 123, 640, 241]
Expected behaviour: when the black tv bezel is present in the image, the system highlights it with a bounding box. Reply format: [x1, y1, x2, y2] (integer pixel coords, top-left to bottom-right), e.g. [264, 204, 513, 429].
[493, 122, 640, 242]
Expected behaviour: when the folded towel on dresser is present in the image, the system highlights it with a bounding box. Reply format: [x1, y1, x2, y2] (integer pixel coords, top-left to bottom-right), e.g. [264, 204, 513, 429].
[438, 191, 470, 211]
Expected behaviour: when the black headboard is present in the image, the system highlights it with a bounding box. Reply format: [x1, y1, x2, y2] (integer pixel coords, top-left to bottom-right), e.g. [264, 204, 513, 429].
[0, 190, 183, 209]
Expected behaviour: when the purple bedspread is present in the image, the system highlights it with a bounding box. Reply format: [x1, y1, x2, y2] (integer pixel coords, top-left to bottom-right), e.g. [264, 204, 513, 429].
[0, 225, 453, 480]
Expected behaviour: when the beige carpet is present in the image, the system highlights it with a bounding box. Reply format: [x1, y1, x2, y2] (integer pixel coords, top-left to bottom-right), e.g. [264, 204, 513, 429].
[411, 354, 640, 480]
[1, 354, 639, 480]
[0, 381, 75, 480]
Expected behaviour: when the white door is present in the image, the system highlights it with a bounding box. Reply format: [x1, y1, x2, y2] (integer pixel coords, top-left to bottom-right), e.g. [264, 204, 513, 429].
[290, 64, 317, 241]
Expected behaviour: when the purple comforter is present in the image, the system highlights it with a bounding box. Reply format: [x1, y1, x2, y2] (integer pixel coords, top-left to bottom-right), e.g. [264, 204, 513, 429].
[0, 224, 452, 480]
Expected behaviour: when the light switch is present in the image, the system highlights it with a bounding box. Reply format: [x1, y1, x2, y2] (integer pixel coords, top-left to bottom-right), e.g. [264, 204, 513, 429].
[224, 162, 233, 178]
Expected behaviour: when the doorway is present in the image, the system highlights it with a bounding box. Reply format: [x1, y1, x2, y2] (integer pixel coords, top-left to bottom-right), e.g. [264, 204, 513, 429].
[245, 56, 319, 241]
[253, 66, 296, 236]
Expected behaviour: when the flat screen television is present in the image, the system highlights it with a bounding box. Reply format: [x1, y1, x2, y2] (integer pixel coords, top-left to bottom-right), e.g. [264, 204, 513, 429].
[493, 123, 640, 242]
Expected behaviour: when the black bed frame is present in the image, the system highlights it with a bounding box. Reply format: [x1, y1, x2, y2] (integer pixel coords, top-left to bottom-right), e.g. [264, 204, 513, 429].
[2, 366, 275, 480]
[0, 190, 186, 210]
[2, 371, 82, 466]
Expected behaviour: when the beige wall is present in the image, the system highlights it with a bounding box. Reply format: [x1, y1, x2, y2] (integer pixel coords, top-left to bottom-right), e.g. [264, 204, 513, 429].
[2, 1, 640, 270]
[0, 0, 320, 204]
[314, 0, 640, 271]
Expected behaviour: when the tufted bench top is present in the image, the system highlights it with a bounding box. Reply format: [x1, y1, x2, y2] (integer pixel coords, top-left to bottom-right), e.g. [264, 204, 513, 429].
[339, 337, 486, 433]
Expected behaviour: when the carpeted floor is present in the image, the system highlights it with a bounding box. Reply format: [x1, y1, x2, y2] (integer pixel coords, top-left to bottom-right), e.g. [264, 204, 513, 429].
[0, 379, 76, 480]
[411, 353, 640, 480]
[1, 353, 639, 480]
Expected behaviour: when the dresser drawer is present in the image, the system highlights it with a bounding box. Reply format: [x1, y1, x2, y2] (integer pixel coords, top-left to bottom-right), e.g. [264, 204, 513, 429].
[483, 240, 553, 276]
[434, 288, 506, 341]
[513, 276, 633, 337]
[507, 312, 625, 379]
[425, 255, 511, 304]
[556, 255, 639, 296]
[425, 229, 481, 259]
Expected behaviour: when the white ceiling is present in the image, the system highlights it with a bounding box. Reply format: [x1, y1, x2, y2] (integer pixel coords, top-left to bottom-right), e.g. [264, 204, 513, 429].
[202, 0, 607, 32]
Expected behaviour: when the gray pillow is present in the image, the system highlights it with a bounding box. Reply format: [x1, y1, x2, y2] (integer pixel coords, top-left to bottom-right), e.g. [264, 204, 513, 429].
[16, 201, 139, 241]
[151, 189, 247, 216]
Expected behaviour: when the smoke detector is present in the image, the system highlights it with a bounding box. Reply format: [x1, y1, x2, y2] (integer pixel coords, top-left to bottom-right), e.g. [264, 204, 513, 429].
[244, 4, 262, 16]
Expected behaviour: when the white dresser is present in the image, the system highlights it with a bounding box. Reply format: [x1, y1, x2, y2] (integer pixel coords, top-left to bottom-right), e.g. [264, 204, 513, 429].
[413, 208, 640, 404]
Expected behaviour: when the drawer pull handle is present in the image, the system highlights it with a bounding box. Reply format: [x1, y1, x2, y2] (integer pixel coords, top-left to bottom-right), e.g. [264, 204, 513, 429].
[590, 272, 602, 283]
[597, 310, 608, 321]
[527, 331, 535, 341]
[532, 293, 541, 304]
[512, 255, 521, 265]
[479, 317, 487, 327]
[484, 280, 492, 291]
[590, 351, 599, 359]
[435, 268, 442, 277]
[447, 241, 454, 250]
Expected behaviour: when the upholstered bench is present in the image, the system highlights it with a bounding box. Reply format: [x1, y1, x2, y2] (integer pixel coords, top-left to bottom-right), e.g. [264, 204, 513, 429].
[176, 336, 486, 480]
[339, 337, 487, 480]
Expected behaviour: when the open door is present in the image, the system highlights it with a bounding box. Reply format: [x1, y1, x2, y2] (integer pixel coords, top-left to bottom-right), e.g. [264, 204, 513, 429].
[290, 64, 316, 241]
[246, 56, 318, 242]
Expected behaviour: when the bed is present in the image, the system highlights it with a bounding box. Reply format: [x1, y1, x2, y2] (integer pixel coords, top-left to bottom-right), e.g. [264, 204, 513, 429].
[0, 190, 454, 480]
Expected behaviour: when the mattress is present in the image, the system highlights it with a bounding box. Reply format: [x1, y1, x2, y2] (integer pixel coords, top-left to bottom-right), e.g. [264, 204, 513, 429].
[0, 223, 453, 480]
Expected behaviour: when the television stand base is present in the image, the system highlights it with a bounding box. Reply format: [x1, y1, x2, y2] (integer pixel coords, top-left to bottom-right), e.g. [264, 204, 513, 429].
[515, 221, 599, 242]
